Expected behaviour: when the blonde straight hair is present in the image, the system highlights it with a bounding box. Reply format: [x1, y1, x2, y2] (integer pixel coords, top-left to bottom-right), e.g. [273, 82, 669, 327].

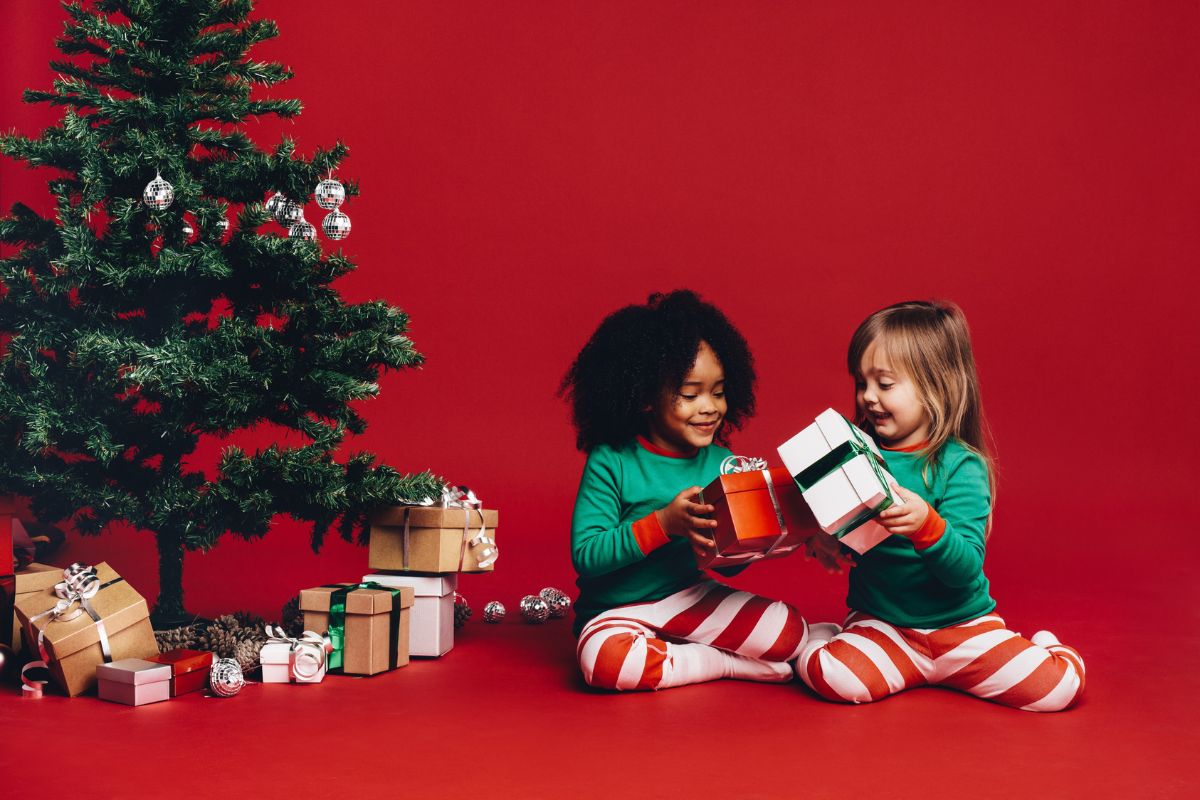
[847, 300, 996, 531]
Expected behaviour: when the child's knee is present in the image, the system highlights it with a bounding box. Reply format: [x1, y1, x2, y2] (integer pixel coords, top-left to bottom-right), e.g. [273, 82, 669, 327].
[756, 601, 808, 662]
[796, 641, 884, 704]
[579, 631, 652, 691]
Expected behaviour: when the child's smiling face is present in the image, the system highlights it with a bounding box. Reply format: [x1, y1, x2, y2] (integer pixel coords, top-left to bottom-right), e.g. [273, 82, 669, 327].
[856, 339, 930, 449]
[646, 340, 727, 455]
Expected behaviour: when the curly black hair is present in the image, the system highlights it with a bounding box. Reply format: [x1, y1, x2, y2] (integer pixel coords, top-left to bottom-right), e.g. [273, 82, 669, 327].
[559, 290, 756, 452]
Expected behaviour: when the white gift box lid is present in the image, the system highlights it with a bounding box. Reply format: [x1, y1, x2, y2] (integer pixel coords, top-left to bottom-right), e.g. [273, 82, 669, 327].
[362, 573, 456, 598]
[96, 658, 171, 685]
[777, 408, 882, 481]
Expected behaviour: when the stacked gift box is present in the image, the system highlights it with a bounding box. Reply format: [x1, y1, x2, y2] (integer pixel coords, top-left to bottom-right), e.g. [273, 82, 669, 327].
[357, 502, 499, 657]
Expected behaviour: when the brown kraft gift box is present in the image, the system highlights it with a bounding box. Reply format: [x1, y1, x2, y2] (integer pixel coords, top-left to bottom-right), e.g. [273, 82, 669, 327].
[9, 563, 62, 653]
[300, 583, 414, 675]
[368, 506, 499, 573]
[14, 561, 158, 696]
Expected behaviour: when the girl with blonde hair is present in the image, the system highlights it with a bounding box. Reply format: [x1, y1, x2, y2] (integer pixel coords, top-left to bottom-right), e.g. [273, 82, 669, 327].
[795, 300, 1086, 712]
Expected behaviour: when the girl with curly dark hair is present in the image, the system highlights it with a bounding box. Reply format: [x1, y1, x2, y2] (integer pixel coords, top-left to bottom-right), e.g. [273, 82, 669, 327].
[561, 290, 810, 691]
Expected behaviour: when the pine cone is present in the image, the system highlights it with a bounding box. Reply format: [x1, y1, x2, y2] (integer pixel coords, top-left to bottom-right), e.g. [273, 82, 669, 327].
[198, 625, 239, 659]
[231, 610, 265, 632]
[234, 637, 263, 673]
[280, 595, 304, 637]
[454, 592, 472, 629]
[155, 624, 198, 653]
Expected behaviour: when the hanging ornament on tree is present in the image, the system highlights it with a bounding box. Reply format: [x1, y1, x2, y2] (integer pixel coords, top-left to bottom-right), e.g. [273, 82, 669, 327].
[483, 601, 505, 623]
[216, 215, 230, 234]
[209, 657, 245, 697]
[539, 587, 572, 619]
[454, 592, 472, 629]
[265, 191, 286, 219]
[289, 219, 317, 241]
[322, 209, 351, 241]
[142, 172, 174, 210]
[315, 177, 345, 210]
[520, 595, 550, 624]
[276, 198, 304, 227]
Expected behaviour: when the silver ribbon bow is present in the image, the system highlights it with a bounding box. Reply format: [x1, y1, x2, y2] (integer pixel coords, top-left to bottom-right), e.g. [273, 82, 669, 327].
[263, 625, 333, 682]
[720, 454, 770, 474]
[21, 562, 117, 697]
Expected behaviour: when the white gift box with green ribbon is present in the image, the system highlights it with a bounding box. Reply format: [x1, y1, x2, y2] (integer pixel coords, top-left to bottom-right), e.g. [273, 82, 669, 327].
[777, 409, 895, 554]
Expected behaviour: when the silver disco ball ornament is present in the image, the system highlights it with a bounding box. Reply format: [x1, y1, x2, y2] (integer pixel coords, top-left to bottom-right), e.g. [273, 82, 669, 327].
[482, 601, 506, 624]
[276, 198, 304, 226]
[265, 192, 286, 218]
[288, 219, 317, 241]
[315, 178, 346, 210]
[321, 209, 351, 241]
[142, 173, 174, 210]
[539, 588, 572, 619]
[209, 658, 245, 698]
[519, 595, 550, 624]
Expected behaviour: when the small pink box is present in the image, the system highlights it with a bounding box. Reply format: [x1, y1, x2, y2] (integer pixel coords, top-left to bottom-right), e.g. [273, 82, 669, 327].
[96, 658, 171, 706]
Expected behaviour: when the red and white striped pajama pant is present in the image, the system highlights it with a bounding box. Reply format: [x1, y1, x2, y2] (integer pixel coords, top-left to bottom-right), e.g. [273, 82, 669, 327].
[577, 580, 808, 691]
[797, 611, 1086, 712]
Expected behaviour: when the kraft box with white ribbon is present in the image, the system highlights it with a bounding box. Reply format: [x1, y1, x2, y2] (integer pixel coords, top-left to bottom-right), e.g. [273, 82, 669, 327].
[14, 561, 158, 697]
[368, 488, 499, 573]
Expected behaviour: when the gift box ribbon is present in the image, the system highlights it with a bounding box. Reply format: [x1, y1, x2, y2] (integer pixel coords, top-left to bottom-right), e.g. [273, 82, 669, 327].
[791, 416, 896, 538]
[320, 581, 406, 671]
[263, 625, 332, 681]
[393, 484, 499, 571]
[20, 562, 123, 698]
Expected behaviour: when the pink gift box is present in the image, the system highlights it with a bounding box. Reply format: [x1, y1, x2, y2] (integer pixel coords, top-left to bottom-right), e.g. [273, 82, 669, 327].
[362, 573, 455, 657]
[96, 658, 171, 706]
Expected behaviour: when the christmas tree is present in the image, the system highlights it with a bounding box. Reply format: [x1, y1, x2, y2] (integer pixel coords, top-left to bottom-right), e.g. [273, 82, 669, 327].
[0, 0, 441, 626]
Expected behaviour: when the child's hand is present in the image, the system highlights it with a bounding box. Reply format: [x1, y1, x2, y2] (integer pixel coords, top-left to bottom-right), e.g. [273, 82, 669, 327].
[877, 482, 930, 537]
[656, 487, 719, 558]
[805, 533, 854, 574]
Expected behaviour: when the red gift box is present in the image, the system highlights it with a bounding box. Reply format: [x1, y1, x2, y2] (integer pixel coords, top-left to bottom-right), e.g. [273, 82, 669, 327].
[696, 467, 820, 568]
[148, 649, 213, 696]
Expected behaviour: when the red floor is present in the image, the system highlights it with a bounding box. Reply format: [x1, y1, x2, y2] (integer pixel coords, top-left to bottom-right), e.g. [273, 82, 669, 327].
[2, 573, 1196, 800]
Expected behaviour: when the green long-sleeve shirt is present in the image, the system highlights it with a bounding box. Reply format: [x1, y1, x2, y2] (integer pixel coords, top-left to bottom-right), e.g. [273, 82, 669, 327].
[846, 438, 996, 628]
[570, 438, 732, 634]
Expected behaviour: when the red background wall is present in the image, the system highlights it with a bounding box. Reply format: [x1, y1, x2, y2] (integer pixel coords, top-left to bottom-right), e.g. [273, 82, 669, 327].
[3, 1, 1197, 631]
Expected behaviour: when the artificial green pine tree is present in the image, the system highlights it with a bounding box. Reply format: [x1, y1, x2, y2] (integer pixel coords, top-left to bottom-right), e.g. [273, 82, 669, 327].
[0, 0, 441, 627]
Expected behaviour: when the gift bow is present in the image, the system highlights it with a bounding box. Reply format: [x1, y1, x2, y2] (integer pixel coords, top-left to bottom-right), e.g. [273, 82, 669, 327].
[263, 625, 333, 682]
[21, 562, 123, 698]
[396, 484, 498, 571]
[720, 455, 769, 474]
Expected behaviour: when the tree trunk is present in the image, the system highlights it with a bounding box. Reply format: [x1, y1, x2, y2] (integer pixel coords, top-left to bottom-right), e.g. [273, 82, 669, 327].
[150, 527, 191, 629]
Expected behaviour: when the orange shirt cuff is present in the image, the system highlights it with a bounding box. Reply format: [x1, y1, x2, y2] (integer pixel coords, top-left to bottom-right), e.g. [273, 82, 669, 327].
[632, 511, 671, 554]
[910, 506, 946, 551]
